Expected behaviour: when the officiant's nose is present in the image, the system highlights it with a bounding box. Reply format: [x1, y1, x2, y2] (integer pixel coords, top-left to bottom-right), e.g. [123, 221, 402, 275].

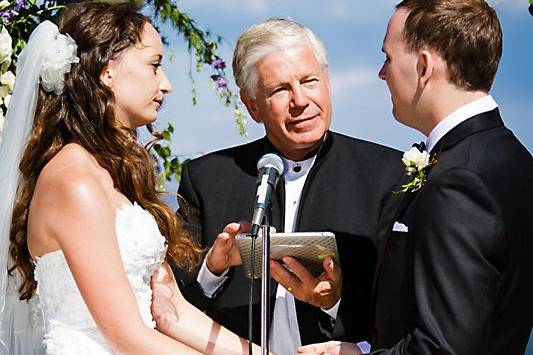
[289, 85, 310, 112]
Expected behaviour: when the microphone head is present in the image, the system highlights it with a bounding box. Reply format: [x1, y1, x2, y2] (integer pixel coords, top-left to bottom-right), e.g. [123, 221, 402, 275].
[257, 153, 284, 175]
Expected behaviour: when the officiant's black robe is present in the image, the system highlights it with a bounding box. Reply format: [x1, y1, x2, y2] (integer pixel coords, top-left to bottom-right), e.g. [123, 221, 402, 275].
[174, 131, 403, 345]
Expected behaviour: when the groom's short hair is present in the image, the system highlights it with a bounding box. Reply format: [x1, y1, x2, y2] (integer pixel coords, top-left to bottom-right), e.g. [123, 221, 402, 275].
[396, 0, 502, 92]
[232, 18, 328, 97]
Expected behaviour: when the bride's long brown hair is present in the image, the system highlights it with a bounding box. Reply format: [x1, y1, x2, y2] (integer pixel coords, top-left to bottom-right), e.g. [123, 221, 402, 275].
[9, 2, 202, 300]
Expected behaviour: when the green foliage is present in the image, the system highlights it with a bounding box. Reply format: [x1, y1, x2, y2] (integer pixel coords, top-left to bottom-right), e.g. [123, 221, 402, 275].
[152, 123, 183, 188]
[3, 1, 64, 54]
[147, 0, 221, 68]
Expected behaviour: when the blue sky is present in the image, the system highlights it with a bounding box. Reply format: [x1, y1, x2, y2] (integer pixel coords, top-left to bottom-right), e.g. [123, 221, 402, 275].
[153, 0, 532, 160]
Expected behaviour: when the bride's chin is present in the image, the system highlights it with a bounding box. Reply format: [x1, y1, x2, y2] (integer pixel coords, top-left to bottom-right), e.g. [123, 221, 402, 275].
[132, 116, 158, 129]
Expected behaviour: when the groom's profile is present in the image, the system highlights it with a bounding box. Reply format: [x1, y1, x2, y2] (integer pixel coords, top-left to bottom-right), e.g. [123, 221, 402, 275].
[374, 0, 533, 353]
[299, 0, 533, 354]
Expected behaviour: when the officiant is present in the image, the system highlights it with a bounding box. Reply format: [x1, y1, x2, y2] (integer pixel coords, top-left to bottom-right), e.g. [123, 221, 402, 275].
[172, 18, 403, 354]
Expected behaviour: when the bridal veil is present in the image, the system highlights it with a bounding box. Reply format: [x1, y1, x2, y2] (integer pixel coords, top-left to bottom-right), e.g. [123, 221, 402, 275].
[0, 20, 68, 355]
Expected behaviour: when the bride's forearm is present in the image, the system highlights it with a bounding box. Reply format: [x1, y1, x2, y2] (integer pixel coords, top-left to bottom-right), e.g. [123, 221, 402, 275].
[163, 303, 261, 355]
[150, 263, 262, 354]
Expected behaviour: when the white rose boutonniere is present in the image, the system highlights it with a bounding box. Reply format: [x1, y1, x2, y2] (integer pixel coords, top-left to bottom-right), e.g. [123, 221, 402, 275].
[398, 147, 437, 193]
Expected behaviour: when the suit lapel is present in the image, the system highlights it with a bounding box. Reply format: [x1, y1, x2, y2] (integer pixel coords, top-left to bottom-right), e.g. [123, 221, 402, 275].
[371, 175, 418, 304]
[294, 132, 333, 230]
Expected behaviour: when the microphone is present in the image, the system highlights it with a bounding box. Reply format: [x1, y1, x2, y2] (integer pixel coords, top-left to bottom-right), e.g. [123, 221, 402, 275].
[251, 153, 284, 237]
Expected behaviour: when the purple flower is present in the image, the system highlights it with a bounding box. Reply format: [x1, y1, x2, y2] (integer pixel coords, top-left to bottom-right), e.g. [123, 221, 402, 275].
[0, 9, 18, 24]
[211, 58, 226, 70]
[13, 0, 28, 11]
[211, 74, 228, 89]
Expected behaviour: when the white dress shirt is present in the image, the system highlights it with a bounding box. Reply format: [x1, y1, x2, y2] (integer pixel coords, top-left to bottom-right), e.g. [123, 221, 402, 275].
[196, 154, 348, 354]
[270, 155, 316, 354]
[426, 95, 498, 153]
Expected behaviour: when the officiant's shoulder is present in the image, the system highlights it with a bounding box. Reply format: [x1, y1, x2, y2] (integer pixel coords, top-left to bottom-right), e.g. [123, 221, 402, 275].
[184, 132, 403, 172]
[333, 132, 402, 164]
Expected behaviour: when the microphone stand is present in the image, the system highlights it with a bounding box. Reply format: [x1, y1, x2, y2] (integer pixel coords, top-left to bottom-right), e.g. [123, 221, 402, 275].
[260, 206, 272, 355]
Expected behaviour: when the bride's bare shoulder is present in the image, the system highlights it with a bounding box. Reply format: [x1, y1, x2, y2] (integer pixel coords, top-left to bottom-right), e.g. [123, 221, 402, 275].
[45, 143, 100, 173]
[34, 143, 113, 206]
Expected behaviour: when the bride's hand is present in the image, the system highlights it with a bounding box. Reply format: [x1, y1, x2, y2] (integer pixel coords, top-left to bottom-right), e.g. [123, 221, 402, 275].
[150, 262, 188, 337]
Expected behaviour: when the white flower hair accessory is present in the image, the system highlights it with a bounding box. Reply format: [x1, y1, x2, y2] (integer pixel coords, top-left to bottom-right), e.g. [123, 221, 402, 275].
[40, 31, 79, 95]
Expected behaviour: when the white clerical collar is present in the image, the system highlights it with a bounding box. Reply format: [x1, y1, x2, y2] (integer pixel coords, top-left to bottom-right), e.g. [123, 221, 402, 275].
[282, 155, 316, 182]
[426, 95, 498, 153]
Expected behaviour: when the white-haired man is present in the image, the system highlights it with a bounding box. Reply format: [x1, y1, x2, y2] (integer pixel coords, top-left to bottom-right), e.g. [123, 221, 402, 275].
[162, 19, 403, 354]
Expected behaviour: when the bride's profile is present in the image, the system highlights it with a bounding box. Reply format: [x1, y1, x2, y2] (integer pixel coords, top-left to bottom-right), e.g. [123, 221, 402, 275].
[0, 2, 260, 354]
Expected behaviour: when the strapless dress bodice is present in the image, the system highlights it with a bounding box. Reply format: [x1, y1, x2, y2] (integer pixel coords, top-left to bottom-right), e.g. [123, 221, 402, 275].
[34, 203, 166, 354]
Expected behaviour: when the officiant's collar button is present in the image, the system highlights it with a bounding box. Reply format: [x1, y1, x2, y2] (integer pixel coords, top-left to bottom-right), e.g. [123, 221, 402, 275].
[293, 165, 302, 173]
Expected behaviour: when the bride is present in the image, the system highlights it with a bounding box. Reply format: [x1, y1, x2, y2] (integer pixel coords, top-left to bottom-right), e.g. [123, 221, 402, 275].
[0, 2, 260, 354]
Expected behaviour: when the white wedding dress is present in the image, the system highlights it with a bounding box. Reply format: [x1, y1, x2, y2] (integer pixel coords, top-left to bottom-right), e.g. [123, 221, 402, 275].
[33, 203, 167, 354]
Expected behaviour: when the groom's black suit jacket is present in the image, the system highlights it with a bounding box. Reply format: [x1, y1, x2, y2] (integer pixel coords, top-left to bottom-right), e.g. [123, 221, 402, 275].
[371, 109, 533, 354]
[174, 131, 403, 345]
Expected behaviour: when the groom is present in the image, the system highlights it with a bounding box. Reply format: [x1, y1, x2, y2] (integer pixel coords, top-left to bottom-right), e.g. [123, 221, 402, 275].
[299, 0, 533, 354]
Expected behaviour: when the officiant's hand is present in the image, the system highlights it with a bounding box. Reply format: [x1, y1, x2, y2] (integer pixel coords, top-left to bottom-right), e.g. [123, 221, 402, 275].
[297, 341, 362, 355]
[205, 222, 249, 275]
[270, 256, 342, 310]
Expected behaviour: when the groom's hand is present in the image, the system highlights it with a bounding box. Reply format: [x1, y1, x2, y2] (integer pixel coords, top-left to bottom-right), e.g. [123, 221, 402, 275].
[205, 222, 249, 275]
[297, 341, 363, 355]
[270, 256, 342, 310]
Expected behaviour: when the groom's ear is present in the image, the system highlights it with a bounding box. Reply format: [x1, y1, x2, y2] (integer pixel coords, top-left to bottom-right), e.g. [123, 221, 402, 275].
[417, 49, 434, 87]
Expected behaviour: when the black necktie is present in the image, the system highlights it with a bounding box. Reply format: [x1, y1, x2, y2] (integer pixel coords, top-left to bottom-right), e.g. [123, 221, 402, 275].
[412, 141, 426, 152]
